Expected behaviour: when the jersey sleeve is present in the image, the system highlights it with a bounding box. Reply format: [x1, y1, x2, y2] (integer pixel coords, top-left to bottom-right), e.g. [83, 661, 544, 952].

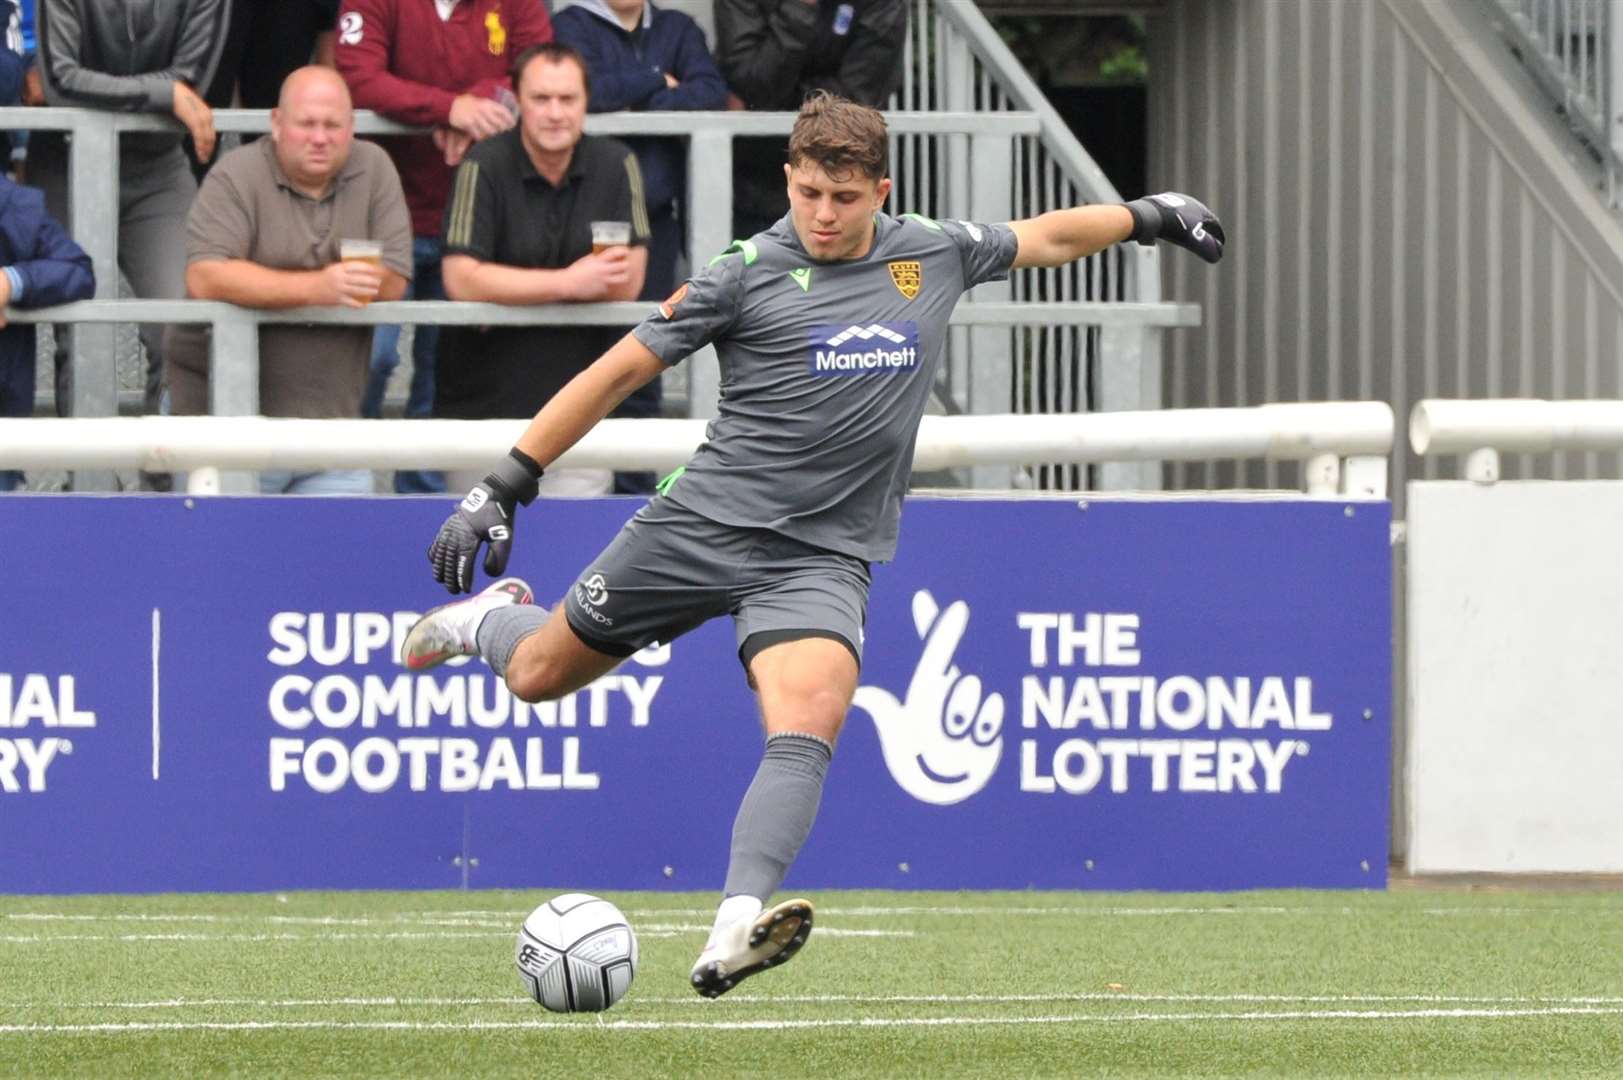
[632, 247, 747, 366]
[937, 218, 1019, 290]
[439, 156, 499, 260]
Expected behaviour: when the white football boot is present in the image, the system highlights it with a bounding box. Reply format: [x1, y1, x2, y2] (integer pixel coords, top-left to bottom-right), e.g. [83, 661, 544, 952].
[690, 898, 815, 999]
[401, 578, 534, 671]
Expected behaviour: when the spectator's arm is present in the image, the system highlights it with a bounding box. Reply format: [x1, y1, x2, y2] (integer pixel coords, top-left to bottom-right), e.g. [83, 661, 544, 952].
[368, 146, 414, 299]
[38, 0, 228, 112]
[187, 259, 333, 308]
[334, 0, 457, 124]
[442, 253, 598, 305]
[0, 190, 93, 307]
[810, 0, 906, 107]
[714, 0, 818, 110]
[645, 19, 729, 111]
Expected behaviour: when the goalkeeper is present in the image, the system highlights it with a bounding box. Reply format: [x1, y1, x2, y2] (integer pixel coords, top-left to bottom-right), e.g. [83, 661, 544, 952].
[403, 91, 1225, 998]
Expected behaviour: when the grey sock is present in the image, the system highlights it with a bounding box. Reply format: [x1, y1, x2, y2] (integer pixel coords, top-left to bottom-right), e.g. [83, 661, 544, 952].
[723, 732, 833, 901]
[475, 604, 549, 679]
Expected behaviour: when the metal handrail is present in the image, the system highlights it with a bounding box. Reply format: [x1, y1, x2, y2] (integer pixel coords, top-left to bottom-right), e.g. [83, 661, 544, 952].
[1410, 397, 1623, 481]
[1486, 0, 1622, 205]
[0, 403, 1392, 498]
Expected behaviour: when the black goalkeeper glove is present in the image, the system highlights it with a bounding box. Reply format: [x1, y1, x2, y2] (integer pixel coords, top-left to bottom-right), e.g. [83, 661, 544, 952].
[427, 448, 543, 594]
[1124, 192, 1226, 264]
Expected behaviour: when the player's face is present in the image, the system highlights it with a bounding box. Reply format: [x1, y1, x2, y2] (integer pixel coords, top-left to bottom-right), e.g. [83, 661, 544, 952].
[270, 73, 355, 188]
[517, 58, 588, 158]
[785, 162, 892, 262]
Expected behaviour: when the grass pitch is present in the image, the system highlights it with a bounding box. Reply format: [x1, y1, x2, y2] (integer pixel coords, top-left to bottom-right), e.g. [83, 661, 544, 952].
[3, 887, 1622, 1078]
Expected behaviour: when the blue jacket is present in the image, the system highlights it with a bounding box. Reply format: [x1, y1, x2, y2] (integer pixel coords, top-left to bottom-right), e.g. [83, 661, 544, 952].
[553, 0, 727, 213]
[0, 175, 94, 380]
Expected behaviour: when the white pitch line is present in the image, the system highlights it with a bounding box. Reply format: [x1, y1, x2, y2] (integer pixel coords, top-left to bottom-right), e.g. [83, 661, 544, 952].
[7, 992, 1623, 1012]
[0, 926, 904, 945]
[4, 1005, 1623, 1035]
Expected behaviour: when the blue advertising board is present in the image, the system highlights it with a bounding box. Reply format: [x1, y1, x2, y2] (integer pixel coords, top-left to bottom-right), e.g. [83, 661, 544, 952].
[0, 494, 1390, 894]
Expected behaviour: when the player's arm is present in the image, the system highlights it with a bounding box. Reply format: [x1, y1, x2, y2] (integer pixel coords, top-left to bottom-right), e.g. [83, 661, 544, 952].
[1010, 193, 1225, 268]
[426, 334, 666, 594]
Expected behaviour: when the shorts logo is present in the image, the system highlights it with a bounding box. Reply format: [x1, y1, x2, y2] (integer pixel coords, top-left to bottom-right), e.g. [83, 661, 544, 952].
[808, 322, 920, 376]
[582, 574, 609, 607]
[659, 282, 688, 319]
[888, 260, 922, 300]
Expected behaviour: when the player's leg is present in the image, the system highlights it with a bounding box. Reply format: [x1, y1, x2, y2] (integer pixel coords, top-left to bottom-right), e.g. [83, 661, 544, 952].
[690, 542, 869, 998]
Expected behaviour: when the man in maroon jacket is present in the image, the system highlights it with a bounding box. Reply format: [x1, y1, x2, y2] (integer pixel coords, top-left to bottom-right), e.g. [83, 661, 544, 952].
[335, 0, 551, 492]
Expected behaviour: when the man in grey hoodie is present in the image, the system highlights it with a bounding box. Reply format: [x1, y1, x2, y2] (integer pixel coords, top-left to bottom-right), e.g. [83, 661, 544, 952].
[33, 0, 226, 465]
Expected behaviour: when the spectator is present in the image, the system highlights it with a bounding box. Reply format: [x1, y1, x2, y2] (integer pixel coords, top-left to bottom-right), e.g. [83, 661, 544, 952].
[191, 0, 340, 178]
[716, 0, 906, 238]
[0, 2, 24, 172]
[553, 0, 725, 493]
[34, 0, 227, 489]
[335, 0, 552, 494]
[164, 66, 411, 495]
[435, 41, 649, 496]
[0, 173, 93, 491]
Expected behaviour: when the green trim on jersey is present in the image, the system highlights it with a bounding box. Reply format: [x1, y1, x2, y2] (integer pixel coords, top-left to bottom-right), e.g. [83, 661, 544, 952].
[788, 267, 812, 292]
[707, 238, 760, 267]
[655, 466, 686, 496]
[900, 213, 942, 231]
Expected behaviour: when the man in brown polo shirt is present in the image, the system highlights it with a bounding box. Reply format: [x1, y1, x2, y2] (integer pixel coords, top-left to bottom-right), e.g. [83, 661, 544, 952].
[165, 65, 413, 494]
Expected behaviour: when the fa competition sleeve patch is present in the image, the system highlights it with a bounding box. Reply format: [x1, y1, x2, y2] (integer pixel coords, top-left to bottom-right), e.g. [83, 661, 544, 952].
[939, 217, 1020, 289]
[632, 246, 746, 364]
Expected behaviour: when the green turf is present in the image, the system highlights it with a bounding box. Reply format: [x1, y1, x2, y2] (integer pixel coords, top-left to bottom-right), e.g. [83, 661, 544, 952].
[2, 888, 1622, 1078]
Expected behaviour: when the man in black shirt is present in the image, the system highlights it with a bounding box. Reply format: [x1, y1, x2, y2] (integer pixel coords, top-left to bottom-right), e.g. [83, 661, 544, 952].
[437, 41, 650, 496]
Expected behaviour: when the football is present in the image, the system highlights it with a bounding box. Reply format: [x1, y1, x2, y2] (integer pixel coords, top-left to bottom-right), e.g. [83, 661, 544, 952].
[514, 893, 639, 1013]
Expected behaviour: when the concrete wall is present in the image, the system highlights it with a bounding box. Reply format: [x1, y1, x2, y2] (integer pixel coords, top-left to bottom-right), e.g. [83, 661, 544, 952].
[1147, 0, 1623, 499]
[1406, 480, 1623, 873]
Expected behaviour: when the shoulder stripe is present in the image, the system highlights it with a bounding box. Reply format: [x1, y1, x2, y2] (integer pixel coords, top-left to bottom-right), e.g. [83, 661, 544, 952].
[446, 161, 481, 249]
[624, 153, 650, 239]
[900, 212, 942, 231]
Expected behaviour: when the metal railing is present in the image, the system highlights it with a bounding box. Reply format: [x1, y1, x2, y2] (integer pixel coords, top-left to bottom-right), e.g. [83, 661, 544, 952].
[0, 401, 1393, 499]
[1488, 0, 1623, 204]
[1410, 398, 1623, 479]
[0, 0, 1190, 493]
[896, 1, 1167, 489]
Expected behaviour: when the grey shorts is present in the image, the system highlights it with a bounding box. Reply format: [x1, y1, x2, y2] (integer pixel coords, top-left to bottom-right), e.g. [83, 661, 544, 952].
[563, 498, 871, 672]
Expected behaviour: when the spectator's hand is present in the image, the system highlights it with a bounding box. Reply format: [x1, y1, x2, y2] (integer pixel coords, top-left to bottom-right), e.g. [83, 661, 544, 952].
[172, 81, 216, 163]
[0, 272, 11, 329]
[315, 260, 385, 308]
[22, 66, 44, 107]
[725, 91, 747, 111]
[566, 246, 635, 301]
[432, 126, 475, 166]
[449, 93, 516, 140]
[663, 72, 679, 90]
[427, 453, 542, 594]
[1124, 192, 1225, 264]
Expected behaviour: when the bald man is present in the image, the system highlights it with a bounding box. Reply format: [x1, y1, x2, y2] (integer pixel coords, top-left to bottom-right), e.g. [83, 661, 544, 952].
[164, 66, 414, 494]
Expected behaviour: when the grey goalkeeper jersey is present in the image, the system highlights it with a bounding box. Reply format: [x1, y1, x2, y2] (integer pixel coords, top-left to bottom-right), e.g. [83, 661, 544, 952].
[632, 211, 1019, 562]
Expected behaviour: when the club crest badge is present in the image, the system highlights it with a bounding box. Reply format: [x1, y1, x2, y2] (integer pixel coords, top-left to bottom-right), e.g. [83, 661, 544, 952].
[888, 260, 922, 301]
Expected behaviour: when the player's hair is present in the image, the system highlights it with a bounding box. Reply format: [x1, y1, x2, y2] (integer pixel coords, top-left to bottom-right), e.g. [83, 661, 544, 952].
[786, 91, 889, 182]
[510, 42, 591, 100]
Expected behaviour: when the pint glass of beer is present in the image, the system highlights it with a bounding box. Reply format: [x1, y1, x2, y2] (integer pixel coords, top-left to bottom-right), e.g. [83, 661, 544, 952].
[590, 221, 631, 254]
[338, 239, 386, 305]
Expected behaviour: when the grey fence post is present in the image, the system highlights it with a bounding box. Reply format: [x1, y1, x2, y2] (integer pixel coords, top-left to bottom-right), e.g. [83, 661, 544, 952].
[66, 114, 120, 491]
[967, 130, 1014, 489]
[1098, 246, 1164, 491]
[1611, 0, 1623, 199]
[685, 128, 732, 419]
[209, 311, 261, 493]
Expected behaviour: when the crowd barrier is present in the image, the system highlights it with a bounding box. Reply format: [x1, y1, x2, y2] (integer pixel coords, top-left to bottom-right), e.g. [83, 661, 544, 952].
[1403, 397, 1623, 874]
